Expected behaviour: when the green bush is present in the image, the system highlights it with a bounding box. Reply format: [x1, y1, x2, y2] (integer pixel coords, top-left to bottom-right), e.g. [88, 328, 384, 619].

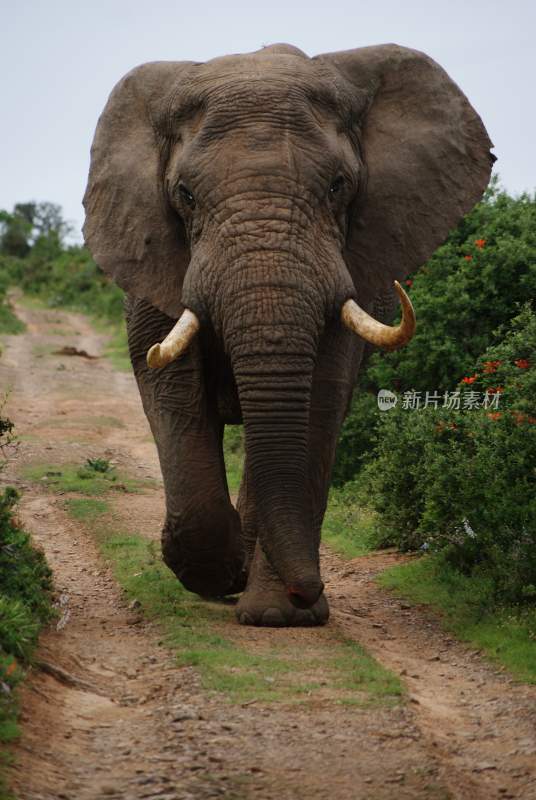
[367, 180, 536, 394]
[334, 180, 536, 484]
[1, 201, 123, 325]
[5, 245, 124, 322]
[363, 305, 536, 603]
[0, 264, 24, 337]
[331, 392, 378, 486]
[0, 418, 54, 790]
[0, 487, 53, 642]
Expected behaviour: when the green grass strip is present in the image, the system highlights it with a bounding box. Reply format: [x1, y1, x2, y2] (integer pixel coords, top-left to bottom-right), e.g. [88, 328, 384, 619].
[66, 498, 402, 707]
[22, 463, 152, 496]
[379, 556, 536, 684]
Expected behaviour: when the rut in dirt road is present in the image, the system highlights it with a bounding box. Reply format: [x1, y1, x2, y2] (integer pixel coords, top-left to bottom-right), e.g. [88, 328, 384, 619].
[1, 300, 536, 800]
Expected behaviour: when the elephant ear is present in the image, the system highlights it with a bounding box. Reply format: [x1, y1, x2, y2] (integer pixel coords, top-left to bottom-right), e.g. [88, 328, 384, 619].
[315, 45, 495, 301]
[83, 61, 197, 319]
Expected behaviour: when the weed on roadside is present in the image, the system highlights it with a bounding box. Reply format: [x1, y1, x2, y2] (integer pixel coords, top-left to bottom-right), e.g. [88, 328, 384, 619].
[379, 556, 536, 683]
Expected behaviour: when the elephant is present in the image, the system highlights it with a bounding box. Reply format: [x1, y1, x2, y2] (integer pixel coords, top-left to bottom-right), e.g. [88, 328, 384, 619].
[83, 43, 493, 627]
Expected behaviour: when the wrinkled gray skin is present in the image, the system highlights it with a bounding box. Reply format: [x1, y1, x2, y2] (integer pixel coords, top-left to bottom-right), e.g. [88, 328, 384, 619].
[84, 43, 493, 626]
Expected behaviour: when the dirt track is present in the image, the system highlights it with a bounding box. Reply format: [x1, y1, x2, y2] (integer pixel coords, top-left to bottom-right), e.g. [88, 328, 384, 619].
[1, 300, 536, 800]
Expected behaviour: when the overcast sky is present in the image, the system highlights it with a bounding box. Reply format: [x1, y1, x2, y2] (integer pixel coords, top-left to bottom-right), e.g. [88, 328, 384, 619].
[1, 0, 534, 241]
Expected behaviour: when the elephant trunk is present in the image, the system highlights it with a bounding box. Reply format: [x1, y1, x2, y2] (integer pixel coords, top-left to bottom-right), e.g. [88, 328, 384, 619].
[234, 354, 322, 606]
[223, 268, 325, 605]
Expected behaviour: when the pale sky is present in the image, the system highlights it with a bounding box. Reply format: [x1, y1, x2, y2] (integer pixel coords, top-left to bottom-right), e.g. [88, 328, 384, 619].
[1, 0, 534, 241]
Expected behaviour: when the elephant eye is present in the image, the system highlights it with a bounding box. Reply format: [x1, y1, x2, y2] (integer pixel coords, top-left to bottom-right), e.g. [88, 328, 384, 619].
[329, 176, 344, 196]
[178, 182, 196, 209]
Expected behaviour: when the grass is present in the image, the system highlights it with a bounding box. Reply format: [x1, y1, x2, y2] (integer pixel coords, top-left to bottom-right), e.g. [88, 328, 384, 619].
[22, 461, 152, 496]
[64, 497, 110, 521]
[93, 318, 131, 372]
[105, 325, 130, 372]
[42, 415, 125, 430]
[223, 425, 244, 494]
[103, 529, 403, 705]
[322, 485, 376, 559]
[0, 302, 24, 337]
[64, 495, 402, 707]
[379, 556, 536, 684]
[15, 294, 46, 311]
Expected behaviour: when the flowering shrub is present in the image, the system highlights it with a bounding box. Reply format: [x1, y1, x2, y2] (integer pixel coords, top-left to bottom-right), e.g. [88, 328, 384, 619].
[362, 306, 536, 603]
[366, 178, 536, 395]
[333, 178, 536, 485]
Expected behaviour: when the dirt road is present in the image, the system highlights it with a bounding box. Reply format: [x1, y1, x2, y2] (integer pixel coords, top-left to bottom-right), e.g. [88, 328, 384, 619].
[1, 300, 535, 800]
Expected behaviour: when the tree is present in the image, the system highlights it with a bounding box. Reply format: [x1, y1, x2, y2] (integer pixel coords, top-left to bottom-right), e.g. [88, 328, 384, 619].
[0, 209, 32, 257]
[0, 202, 71, 257]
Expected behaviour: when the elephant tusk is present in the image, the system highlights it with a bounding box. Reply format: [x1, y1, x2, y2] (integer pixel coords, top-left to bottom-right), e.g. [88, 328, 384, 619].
[146, 309, 200, 369]
[341, 281, 416, 351]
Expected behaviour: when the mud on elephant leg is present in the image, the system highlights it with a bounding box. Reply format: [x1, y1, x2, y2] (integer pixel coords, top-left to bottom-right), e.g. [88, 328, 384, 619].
[236, 540, 329, 627]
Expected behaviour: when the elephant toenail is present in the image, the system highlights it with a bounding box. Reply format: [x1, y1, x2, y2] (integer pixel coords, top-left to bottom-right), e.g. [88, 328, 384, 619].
[238, 612, 254, 625]
[261, 608, 286, 627]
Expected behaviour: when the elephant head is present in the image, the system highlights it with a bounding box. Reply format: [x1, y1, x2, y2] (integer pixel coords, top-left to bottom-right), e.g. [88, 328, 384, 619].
[83, 43, 493, 606]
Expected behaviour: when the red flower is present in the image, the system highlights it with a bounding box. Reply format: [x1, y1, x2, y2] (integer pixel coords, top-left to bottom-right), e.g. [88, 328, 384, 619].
[405, 279, 413, 287]
[475, 238, 486, 249]
[5, 660, 17, 678]
[487, 412, 502, 421]
[461, 375, 478, 384]
[483, 360, 501, 374]
[514, 359, 530, 369]
[464, 255, 473, 261]
[512, 412, 526, 424]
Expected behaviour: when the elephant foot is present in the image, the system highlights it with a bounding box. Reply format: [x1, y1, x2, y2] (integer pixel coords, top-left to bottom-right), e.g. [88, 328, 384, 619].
[234, 542, 329, 627]
[178, 560, 247, 598]
[162, 505, 246, 598]
[236, 589, 329, 627]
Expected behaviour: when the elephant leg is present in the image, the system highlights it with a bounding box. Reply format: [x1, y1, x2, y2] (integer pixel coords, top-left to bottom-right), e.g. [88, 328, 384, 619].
[158, 415, 247, 597]
[126, 297, 247, 597]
